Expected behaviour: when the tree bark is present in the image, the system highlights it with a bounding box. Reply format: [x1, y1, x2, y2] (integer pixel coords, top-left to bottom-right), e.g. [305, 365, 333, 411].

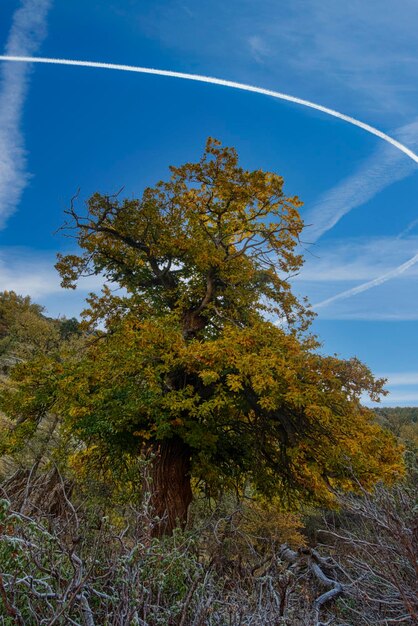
[149, 436, 193, 537]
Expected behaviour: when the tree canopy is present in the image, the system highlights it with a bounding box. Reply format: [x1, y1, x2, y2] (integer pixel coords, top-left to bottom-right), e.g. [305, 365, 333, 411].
[0, 139, 403, 534]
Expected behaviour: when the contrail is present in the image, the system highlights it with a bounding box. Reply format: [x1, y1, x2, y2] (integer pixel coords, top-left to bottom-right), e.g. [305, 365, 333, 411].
[1, 55, 418, 165]
[313, 251, 418, 310]
[2, 54, 418, 309]
[302, 119, 418, 310]
[303, 120, 418, 243]
[0, 5, 52, 226]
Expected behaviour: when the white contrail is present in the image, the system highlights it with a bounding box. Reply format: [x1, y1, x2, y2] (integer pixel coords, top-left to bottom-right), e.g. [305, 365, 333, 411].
[0, 4, 52, 226]
[313, 251, 418, 310]
[3, 53, 418, 310]
[303, 119, 418, 243]
[1, 55, 418, 165]
[303, 119, 418, 311]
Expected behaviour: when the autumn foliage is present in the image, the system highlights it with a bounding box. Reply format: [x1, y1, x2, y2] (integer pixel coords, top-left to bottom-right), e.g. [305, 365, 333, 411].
[1, 139, 403, 536]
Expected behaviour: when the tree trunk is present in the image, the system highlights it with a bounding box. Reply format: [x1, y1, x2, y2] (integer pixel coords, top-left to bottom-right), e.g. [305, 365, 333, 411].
[149, 436, 192, 537]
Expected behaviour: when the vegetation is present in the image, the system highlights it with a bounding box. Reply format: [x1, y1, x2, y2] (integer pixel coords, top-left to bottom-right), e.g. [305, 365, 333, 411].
[0, 140, 415, 625]
[374, 406, 418, 447]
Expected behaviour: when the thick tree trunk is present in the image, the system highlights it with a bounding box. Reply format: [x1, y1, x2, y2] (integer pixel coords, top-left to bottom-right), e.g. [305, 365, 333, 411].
[149, 436, 192, 537]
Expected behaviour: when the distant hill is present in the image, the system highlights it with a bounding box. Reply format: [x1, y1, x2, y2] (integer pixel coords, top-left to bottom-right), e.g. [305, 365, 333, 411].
[0, 291, 80, 374]
[374, 406, 418, 423]
[374, 407, 418, 447]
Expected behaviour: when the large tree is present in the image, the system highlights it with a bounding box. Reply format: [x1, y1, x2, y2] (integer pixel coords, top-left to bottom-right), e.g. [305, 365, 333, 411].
[2, 140, 403, 535]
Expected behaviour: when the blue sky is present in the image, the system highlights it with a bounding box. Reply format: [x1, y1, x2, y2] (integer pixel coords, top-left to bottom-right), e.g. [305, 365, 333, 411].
[1, 0, 418, 406]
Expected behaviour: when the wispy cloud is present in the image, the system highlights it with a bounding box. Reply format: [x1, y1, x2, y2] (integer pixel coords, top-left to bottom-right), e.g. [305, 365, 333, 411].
[299, 119, 418, 310]
[362, 372, 418, 407]
[135, 0, 418, 119]
[247, 35, 269, 63]
[312, 250, 418, 311]
[270, 0, 418, 115]
[303, 119, 418, 242]
[0, 247, 103, 300]
[0, 252, 59, 298]
[0, 0, 52, 227]
[295, 284, 418, 320]
[292, 235, 418, 319]
[297, 236, 418, 282]
[376, 372, 418, 386]
[365, 391, 418, 407]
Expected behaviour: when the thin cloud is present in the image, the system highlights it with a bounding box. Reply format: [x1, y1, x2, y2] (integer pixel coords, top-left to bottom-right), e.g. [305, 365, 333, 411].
[303, 119, 418, 242]
[295, 237, 418, 319]
[311, 247, 418, 311]
[248, 35, 269, 63]
[397, 216, 418, 239]
[377, 372, 418, 386]
[297, 236, 418, 282]
[0, 0, 52, 227]
[302, 119, 418, 309]
[0, 247, 104, 299]
[313, 251, 418, 311]
[365, 391, 418, 406]
[126, 0, 418, 116]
